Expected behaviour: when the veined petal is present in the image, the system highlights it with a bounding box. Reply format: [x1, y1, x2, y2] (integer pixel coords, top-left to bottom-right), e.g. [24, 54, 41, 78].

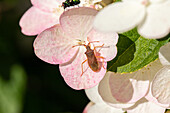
[159, 42, 170, 65]
[126, 98, 166, 113]
[138, 1, 170, 39]
[99, 60, 163, 105]
[59, 47, 107, 90]
[60, 7, 98, 39]
[88, 29, 118, 61]
[19, 6, 59, 36]
[34, 24, 78, 64]
[31, 0, 63, 12]
[85, 85, 103, 103]
[93, 2, 145, 33]
[152, 66, 170, 105]
[145, 83, 170, 108]
[98, 71, 135, 109]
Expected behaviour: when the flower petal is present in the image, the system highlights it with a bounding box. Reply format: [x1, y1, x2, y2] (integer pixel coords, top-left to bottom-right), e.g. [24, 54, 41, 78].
[152, 66, 170, 105]
[159, 42, 170, 65]
[60, 7, 98, 39]
[126, 98, 166, 113]
[19, 6, 59, 35]
[87, 103, 124, 113]
[93, 2, 145, 33]
[34, 24, 78, 64]
[59, 47, 107, 90]
[31, 0, 63, 12]
[99, 60, 163, 106]
[138, 1, 170, 39]
[145, 82, 170, 108]
[85, 85, 103, 103]
[88, 29, 118, 61]
[83, 102, 94, 113]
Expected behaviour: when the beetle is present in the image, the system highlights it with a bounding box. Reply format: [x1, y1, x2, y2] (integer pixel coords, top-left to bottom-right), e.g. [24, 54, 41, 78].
[62, 0, 81, 9]
[73, 39, 105, 76]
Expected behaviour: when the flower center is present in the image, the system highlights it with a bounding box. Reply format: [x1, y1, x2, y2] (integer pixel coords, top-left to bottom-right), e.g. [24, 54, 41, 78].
[52, 6, 64, 15]
[141, 0, 150, 6]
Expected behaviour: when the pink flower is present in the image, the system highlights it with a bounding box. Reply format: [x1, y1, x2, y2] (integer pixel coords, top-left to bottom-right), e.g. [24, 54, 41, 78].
[19, 0, 65, 36]
[98, 59, 169, 113]
[19, 0, 102, 36]
[33, 7, 118, 90]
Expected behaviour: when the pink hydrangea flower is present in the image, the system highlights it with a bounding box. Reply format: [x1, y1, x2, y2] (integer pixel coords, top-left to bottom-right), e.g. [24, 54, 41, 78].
[19, 0, 102, 36]
[98, 59, 169, 113]
[33, 7, 118, 90]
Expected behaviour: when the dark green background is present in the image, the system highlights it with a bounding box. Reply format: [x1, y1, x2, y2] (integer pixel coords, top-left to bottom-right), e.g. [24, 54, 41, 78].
[0, 0, 88, 112]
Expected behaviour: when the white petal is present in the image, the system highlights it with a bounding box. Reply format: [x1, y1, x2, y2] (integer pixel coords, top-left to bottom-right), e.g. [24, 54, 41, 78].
[159, 42, 170, 65]
[88, 103, 124, 113]
[149, 0, 165, 4]
[138, 1, 170, 39]
[145, 83, 169, 108]
[152, 66, 170, 105]
[94, 2, 145, 33]
[85, 85, 103, 103]
[126, 98, 166, 113]
[98, 60, 163, 108]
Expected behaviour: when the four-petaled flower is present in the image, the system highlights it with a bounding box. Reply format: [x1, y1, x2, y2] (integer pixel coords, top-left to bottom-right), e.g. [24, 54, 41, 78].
[94, 0, 170, 39]
[33, 7, 118, 90]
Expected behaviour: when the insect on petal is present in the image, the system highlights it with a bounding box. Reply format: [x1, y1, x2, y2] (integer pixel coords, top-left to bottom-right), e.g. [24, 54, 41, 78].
[59, 47, 107, 90]
[88, 29, 118, 61]
[34, 24, 79, 64]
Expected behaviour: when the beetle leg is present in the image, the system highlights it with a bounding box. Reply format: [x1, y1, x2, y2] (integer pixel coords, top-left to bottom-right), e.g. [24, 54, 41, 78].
[81, 59, 88, 76]
[96, 56, 105, 69]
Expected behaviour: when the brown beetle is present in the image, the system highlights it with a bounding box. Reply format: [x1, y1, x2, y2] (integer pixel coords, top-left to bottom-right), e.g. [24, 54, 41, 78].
[73, 39, 105, 76]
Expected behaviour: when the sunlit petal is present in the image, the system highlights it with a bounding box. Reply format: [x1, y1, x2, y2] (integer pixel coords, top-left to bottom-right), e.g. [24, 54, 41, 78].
[94, 2, 145, 33]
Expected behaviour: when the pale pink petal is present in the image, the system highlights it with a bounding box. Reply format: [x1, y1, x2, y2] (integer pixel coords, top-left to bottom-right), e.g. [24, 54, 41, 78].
[94, 2, 145, 33]
[60, 7, 98, 39]
[145, 83, 170, 108]
[31, 0, 63, 12]
[126, 98, 166, 113]
[98, 60, 163, 107]
[59, 47, 107, 90]
[34, 24, 78, 64]
[87, 103, 124, 113]
[138, 1, 170, 39]
[152, 66, 170, 105]
[99, 71, 134, 109]
[85, 85, 103, 103]
[159, 42, 170, 65]
[19, 6, 59, 35]
[88, 29, 118, 61]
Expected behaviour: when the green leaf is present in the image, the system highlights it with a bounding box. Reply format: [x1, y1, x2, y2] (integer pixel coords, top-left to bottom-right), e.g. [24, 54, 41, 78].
[107, 29, 170, 73]
[0, 65, 26, 113]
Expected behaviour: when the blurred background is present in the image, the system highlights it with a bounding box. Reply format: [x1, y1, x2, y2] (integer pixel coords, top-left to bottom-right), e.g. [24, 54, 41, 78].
[0, 0, 89, 113]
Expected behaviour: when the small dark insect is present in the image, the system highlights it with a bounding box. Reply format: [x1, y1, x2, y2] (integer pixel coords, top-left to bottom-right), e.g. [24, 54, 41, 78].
[62, 0, 81, 9]
[73, 39, 105, 76]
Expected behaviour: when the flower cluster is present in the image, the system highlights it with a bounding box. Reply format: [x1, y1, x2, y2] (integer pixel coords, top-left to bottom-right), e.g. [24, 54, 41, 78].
[19, 0, 170, 112]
